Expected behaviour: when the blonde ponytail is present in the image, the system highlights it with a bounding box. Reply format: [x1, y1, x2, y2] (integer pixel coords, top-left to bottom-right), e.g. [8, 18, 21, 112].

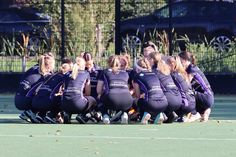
[175, 56, 191, 83]
[136, 57, 152, 72]
[158, 60, 170, 75]
[71, 57, 86, 80]
[108, 55, 120, 73]
[38, 55, 47, 76]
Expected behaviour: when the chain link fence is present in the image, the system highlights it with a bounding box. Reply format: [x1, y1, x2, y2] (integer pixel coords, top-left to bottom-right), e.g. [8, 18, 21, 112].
[0, 0, 236, 73]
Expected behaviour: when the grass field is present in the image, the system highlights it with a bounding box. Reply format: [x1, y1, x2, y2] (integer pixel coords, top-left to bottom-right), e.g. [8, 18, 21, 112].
[0, 95, 236, 157]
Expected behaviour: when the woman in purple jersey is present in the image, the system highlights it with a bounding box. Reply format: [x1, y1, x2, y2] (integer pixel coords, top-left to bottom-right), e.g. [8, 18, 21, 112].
[179, 51, 214, 122]
[148, 52, 182, 123]
[132, 58, 168, 124]
[15, 52, 55, 123]
[82, 52, 101, 100]
[97, 55, 133, 124]
[167, 56, 196, 122]
[31, 58, 73, 123]
[74, 52, 102, 123]
[119, 53, 135, 95]
[61, 57, 97, 122]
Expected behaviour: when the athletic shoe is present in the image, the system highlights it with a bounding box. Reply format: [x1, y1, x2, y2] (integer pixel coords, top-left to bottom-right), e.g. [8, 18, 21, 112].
[76, 114, 88, 124]
[36, 114, 47, 123]
[200, 108, 211, 122]
[110, 110, 122, 122]
[56, 112, 64, 124]
[85, 113, 97, 123]
[45, 113, 57, 124]
[19, 111, 31, 123]
[176, 116, 188, 123]
[121, 112, 128, 124]
[92, 111, 102, 122]
[188, 112, 201, 122]
[103, 114, 110, 124]
[25, 110, 40, 123]
[185, 112, 192, 122]
[63, 112, 71, 124]
[141, 112, 151, 125]
[164, 111, 179, 123]
[154, 112, 165, 124]
[45, 116, 57, 124]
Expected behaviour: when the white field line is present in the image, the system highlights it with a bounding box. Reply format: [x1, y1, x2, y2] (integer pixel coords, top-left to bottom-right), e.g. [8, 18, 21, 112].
[0, 134, 236, 141]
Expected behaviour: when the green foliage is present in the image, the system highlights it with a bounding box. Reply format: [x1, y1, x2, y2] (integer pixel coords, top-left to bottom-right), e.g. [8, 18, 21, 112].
[122, 27, 236, 73]
[1, 37, 18, 56]
[173, 36, 236, 73]
[0, 0, 236, 73]
[69, 1, 115, 57]
[24, 0, 115, 58]
[121, 0, 166, 20]
[0, 56, 37, 72]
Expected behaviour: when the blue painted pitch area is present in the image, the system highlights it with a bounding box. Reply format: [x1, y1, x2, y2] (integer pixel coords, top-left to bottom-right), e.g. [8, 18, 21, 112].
[0, 95, 236, 157]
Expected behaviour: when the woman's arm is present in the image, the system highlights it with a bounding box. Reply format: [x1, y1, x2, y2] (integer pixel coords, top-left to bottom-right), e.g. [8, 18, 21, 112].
[96, 80, 104, 99]
[84, 79, 91, 96]
[132, 81, 140, 98]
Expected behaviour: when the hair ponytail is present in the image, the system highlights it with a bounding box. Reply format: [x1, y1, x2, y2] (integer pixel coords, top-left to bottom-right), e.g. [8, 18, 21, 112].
[178, 51, 197, 65]
[158, 60, 170, 75]
[71, 64, 79, 80]
[38, 55, 47, 76]
[190, 53, 197, 65]
[71, 57, 86, 80]
[149, 52, 161, 65]
[108, 55, 120, 73]
[174, 56, 191, 83]
[136, 58, 151, 72]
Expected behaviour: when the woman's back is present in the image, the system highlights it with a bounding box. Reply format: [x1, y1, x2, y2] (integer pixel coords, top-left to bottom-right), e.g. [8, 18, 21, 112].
[100, 69, 130, 93]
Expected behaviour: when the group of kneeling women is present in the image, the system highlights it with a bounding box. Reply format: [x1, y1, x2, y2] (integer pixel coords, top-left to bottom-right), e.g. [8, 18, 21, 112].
[14, 45, 214, 124]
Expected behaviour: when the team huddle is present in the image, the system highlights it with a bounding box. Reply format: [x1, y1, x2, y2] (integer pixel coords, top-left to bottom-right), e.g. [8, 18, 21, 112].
[14, 42, 214, 124]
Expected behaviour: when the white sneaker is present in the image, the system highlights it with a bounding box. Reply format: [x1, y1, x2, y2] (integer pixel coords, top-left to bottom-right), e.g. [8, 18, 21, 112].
[121, 112, 128, 124]
[188, 112, 201, 122]
[200, 108, 211, 122]
[183, 113, 191, 122]
[154, 112, 165, 124]
[103, 114, 110, 124]
[141, 112, 151, 125]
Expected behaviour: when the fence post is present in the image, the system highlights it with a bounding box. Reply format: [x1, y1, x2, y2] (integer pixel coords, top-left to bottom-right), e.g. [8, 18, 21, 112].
[96, 24, 103, 57]
[168, 0, 173, 56]
[22, 56, 26, 72]
[60, 0, 65, 60]
[115, 0, 121, 55]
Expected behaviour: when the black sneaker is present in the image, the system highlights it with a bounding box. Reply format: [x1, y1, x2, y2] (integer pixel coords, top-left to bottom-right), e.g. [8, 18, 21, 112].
[19, 111, 31, 123]
[25, 110, 40, 123]
[92, 112, 102, 122]
[164, 111, 178, 123]
[76, 114, 88, 124]
[86, 113, 97, 123]
[45, 115, 57, 124]
[110, 111, 122, 122]
[63, 112, 71, 124]
[176, 117, 184, 123]
[36, 115, 47, 123]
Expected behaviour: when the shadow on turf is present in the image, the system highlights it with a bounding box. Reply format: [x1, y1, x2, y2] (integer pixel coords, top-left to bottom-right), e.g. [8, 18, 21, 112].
[0, 119, 28, 124]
